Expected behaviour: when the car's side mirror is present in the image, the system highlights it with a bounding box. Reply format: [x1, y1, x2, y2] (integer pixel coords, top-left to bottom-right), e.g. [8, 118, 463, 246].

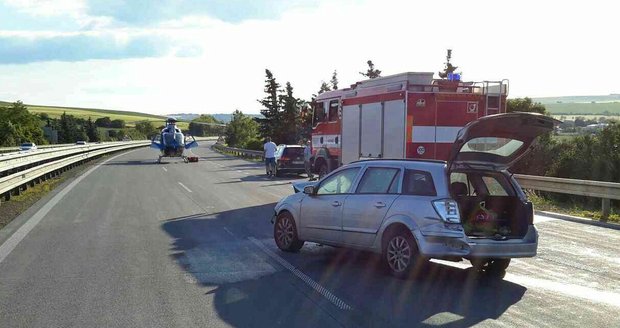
[303, 185, 316, 195]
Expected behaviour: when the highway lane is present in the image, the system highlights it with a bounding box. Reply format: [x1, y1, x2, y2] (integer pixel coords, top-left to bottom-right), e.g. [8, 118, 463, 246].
[0, 142, 619, 327]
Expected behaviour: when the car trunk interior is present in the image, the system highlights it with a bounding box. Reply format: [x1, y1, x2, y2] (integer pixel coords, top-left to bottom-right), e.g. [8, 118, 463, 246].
[450, 171, 531, 239]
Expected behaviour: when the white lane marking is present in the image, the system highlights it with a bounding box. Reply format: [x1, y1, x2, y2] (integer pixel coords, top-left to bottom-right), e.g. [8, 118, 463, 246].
[178, 182, 192, 193]
[0, 149, 140, 265]
[249, 237, 352, 310]
[223, 227, 235, 237]
[431, 259, 620, 308]
[162, 167, 168, 172]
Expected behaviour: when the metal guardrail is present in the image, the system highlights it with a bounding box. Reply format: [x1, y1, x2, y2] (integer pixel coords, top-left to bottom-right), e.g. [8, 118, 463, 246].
[212, 143, 619, 220]
[0, 136, 217, 204]
[514, 174, 619, 220]
[0, 141, 149, 203]
[212, 143, 264, 160]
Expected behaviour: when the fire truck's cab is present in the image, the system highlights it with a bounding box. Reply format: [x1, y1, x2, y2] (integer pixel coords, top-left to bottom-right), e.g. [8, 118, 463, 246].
[311, 72, 508, 177]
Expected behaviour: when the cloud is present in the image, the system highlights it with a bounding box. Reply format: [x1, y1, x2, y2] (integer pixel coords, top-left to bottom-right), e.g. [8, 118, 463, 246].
[85, 0, 319, 24]
[0, 33, 172, 64]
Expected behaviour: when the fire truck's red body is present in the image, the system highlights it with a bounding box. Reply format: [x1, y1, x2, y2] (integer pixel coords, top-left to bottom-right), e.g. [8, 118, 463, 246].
[311, 72, 508, 175]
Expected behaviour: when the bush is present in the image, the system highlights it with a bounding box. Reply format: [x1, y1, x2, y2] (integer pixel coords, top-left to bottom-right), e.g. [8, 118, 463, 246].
[244, 138, 263, 151]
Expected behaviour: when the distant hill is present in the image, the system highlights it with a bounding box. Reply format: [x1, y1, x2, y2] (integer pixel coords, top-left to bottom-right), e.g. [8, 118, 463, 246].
[0, 100, 181, 128]
[531, 95, 620, 115]
[168, 113, 263, 123]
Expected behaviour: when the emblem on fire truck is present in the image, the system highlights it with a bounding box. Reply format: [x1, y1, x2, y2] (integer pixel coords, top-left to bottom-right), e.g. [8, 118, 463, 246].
[467, 102, 478, 113]
[416, 99, 426, 107]
[417, 146, 426, 155]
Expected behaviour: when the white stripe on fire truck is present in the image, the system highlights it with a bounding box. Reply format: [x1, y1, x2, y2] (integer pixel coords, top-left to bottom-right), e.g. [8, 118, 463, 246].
[412, 126, 462, 143]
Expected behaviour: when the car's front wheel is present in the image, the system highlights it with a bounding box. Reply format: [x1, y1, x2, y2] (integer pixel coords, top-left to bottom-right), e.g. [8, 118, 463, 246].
[274, 212, 304, 252]
[383, 229, 420, 279]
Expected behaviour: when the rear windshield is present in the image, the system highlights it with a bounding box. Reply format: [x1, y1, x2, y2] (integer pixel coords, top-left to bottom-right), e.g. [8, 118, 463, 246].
[21, 143, 33, 147]
[450, 172, 515, 197]
[460, 137, 524, 157]
[284, 148, 304, 156]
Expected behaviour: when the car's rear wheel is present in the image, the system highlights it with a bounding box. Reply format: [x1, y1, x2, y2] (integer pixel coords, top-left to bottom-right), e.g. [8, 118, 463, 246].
[383, 229, 419, 279]
[274, 212, 304, 252]
[471, 258, 511, 273]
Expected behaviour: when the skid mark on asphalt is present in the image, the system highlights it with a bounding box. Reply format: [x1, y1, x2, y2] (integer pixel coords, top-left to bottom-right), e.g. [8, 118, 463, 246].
[249, 237, 353, 311]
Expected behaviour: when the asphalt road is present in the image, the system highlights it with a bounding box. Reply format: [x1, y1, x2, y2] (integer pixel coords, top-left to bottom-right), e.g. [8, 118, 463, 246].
[0, 142, 619, 327]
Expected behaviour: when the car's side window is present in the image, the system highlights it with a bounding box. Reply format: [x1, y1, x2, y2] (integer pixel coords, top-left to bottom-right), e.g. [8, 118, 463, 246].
[481, 176, 511, 196]
[317, 168, 360, 195]
[402, 169, 436, 196]
[356, 167, 400, 194]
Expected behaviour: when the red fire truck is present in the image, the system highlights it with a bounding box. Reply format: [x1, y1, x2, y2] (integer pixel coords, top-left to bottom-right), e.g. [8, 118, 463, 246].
[311, 72, 508, 176]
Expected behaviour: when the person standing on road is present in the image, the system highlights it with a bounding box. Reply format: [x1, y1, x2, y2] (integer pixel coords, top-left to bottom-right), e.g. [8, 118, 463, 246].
[263, 137, 277, 177]
[304, 140, 315, 181]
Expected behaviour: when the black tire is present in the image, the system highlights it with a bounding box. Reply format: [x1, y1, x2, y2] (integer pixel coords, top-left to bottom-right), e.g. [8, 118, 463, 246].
[274, 166, 282, 177]
[318, 162, 329, 179]
[274, 212, 304, 252]
[471, 258, 511, 273]
[383, 229, 420, 279]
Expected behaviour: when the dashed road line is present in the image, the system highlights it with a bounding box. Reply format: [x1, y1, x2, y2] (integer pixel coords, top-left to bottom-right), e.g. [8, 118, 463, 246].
[178, 182, 192, 193]
[162, 167, 168, 172]
[249, 237, 353, 311]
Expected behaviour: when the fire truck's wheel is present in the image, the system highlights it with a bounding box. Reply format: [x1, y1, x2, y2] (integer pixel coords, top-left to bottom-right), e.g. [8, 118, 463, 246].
[318, 163, 328, 179]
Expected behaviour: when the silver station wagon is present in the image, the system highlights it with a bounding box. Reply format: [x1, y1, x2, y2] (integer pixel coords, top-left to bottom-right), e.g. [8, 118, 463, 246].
[272, 113, 558, 278]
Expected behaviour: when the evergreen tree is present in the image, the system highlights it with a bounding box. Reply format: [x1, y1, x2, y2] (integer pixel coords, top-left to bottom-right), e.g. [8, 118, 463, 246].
[86, 117, 99, 142]
[318, 81, 331, 94]
[279, 82, 302, 144]
[257, 69, 282, 142]
[438, 49, 458, 79]
[360, 60, 381, 79]
[330, 70, 339, 90]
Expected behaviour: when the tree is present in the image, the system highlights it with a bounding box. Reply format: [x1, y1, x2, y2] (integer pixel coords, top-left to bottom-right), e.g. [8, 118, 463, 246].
[507, 97, 548, 115]
[85, 117, 100, 142]
[318, 81, 331, 94]
[135, 120, 158, 139]
[360, 60, 381, 79]
[0, 101, 46, 146]
[257, 69, 282, 142]
[110, 119, 126, 128]
[438, 49, 458, 79]
[95, 117, 112, 127]
[56, 112, 87, 143]
[225, 110, 260, 148]
[330, 70, 339, 90]
[279, 82, 302, 144]
[188, 115, 223, 137]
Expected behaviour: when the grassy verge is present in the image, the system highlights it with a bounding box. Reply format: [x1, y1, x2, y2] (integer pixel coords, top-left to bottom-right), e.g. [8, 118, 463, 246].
[526, 190, 620, 223]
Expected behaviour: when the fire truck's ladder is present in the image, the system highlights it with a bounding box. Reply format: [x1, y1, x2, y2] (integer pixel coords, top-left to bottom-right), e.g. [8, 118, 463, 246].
[482, 80, 509, 114]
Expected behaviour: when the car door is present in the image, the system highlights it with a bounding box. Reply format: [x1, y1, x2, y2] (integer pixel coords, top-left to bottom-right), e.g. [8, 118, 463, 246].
[300, 167, 362, 244]
[341, 166, 401, 247]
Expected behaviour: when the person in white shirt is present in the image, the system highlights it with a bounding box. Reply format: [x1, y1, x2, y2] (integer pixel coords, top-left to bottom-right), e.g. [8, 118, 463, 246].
[263, 137, 277, 177]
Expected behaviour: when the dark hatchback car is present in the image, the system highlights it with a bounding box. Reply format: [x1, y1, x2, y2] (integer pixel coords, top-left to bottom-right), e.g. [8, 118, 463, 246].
[273, 145, 306, 177]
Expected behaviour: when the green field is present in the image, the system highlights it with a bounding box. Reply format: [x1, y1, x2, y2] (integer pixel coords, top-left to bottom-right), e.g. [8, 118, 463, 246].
[1, 101, 188, 129]
[544, 102, 620, 115]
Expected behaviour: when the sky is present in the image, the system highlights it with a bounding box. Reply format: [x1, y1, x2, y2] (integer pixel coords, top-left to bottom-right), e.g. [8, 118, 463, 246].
[0, 0, 618, 115]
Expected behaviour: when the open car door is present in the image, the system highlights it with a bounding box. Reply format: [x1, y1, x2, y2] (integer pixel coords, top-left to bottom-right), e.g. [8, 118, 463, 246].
[448, 112, 560, 171]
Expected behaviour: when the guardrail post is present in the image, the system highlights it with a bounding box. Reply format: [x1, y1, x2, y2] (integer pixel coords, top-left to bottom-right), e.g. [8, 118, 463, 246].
[602, 198, 611, 221]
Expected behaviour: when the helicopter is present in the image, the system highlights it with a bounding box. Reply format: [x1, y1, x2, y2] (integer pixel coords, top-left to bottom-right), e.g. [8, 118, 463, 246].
[151, 118, 198, 163]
